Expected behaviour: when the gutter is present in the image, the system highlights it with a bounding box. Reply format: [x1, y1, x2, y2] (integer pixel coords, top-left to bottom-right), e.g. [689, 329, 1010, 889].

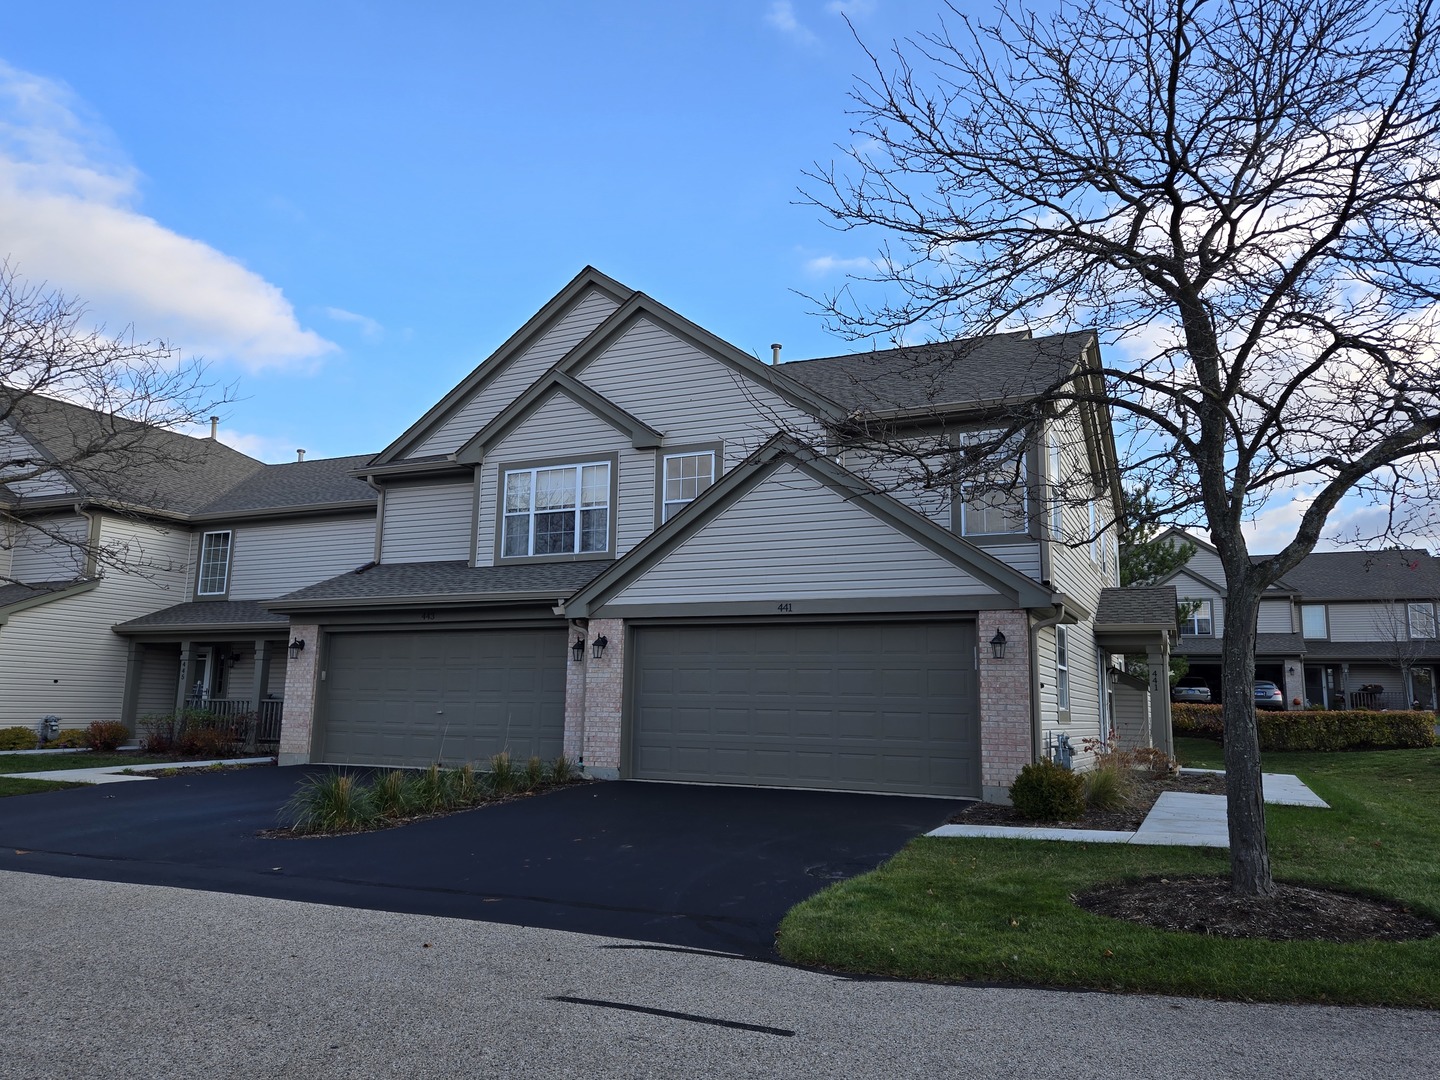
[263, 590, 578, 614]
[1029, 601, 1067, 765]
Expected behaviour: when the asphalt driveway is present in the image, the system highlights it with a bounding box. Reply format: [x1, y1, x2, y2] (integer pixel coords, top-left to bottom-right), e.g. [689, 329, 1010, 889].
[0, 767, 962, 956]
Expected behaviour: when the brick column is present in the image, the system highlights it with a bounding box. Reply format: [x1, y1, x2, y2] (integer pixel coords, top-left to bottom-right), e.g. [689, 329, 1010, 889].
[562, 626, 586, 762]
[277, 624, 320, 766]
[580, 618, 625, 779]
[978, 610, 1032, 803]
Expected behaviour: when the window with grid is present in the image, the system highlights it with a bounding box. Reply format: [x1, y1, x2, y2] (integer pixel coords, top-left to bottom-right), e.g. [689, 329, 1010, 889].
[662, 451, 715, 522]
[502, 462, 610, 558]
[1047, 437, 1064, 539]
[1179, 598, 1213, 636]
[197, 531, 232, 595]
[1056, 625, 1071, 711]
[959, 432, 1028, 536]
[1409, 602, 1437, 639]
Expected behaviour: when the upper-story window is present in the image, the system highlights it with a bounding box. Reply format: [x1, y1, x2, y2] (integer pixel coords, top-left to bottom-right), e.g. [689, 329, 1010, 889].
[661, 451, 715, 522]
[502, 461, 611, 558]
[1301, 604, 1328, 639]
[1055, 625, 1071, 711]
[1408, 602, 1437, 639]
[1046, 437, 1064, 540]
[197, 531, 232, 595]
[959, 432, 1028, 537]
[1179, 598, 1213, 636]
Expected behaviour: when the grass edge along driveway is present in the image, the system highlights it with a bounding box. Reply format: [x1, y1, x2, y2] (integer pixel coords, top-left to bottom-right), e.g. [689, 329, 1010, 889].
[776, 744, 1440, 1007]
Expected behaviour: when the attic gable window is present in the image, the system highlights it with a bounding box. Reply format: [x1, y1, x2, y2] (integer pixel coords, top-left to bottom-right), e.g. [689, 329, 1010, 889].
[502, 462, 611, 558]
[197, 531, 232, 595]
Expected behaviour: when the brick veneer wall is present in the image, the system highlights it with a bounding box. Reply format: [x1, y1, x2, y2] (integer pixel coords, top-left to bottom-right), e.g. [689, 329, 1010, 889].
[578, 618, 625, 778]
[562, 627, 586, 762]
[978, 609, 1033, 802]
[277, 622, 321, 766]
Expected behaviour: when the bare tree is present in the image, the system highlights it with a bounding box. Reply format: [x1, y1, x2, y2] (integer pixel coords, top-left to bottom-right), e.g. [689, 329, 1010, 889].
[1, 262, 238, 584]
[805, 0, 1440, 895]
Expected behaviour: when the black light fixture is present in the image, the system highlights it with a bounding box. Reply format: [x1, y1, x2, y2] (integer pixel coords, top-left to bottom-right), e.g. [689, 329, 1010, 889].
[990, 629, 1007, 659]
[571, 637, 586, 663]
[288, 638, 306, 660]
[1287, 664, 1296, 676]
[592, 635, 609, 660]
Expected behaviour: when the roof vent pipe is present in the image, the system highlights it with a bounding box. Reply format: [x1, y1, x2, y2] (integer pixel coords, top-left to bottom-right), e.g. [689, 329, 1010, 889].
[209, 416, 219, 439]
[297, 449, 306, 462]
[770, 343, 782, 365]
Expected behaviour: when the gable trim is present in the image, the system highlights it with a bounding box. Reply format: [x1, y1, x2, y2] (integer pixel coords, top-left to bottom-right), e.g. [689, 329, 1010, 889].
[371, 268, 635, 465]
[1157, 565, 1228, 596]
[563, 434, 1057, 617]
[456, 372, 663, 462]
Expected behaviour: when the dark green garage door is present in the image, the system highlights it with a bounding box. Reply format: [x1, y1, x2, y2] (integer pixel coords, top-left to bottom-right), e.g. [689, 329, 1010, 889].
[317, 629, 566, 767]
[631, 621, 979, 797]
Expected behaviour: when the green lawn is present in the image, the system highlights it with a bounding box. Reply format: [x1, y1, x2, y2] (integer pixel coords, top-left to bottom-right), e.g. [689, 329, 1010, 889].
[777, 745, 1440, 1006]
[0, 752, 178, 775]
[0, 776, 85, 797]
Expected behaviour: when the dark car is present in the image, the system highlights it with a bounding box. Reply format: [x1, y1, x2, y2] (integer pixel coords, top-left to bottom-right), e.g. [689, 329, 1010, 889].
[1254, 680, 1286, 710]
[1171, 676, 1212, 704]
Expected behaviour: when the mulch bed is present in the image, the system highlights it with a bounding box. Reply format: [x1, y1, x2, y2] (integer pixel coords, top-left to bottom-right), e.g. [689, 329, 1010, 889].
[1075, 876, 1440, 942]
[948, 771, 1226, 832]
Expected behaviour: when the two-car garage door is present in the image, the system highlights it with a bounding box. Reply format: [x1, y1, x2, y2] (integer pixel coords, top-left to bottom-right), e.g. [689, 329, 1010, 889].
[630, 621, 980, 798]
[316, 629, 567, 768]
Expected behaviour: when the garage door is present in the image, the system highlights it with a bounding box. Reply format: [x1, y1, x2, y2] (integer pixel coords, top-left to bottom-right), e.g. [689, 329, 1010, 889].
[316, 629, 567, 767]
[631, 621, 979, 797]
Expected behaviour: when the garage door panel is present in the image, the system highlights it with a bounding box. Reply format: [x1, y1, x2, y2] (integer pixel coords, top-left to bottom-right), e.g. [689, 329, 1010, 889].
[631, 622, 978, 798]
[318, 629, 567, 768]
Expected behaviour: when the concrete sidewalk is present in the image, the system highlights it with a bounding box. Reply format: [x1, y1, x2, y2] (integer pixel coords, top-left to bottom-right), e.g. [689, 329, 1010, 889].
[928, 771, 1328, 848]
[5, 756, 274, 784]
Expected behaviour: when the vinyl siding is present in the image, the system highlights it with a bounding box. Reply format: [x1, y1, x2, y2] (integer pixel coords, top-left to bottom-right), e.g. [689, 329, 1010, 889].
[226, 648, 289, 700]
[380, 481, 475, 563]
[413, 290, 621, 458]
[1258, 599, 1294, 633]
[228, 515, 376, 600]
[1183, 547, 1226, 584]
[1172, 571, 1225, 636]
[475, 394, 640, 566]
[7, 515, 90, 581]
[1036, 621, 1106, 771]
[575, 316, 823, 467]
[990, 543, 1043, 580]
[604, 461, 1000, 609]
[1110, 679, 1151, 751]
[837, 446, 953, 529]
[0, 422, 74, 497]
[136, 645, 181, 719]
[1327, 601, 1408, 642]
[1043, 413, 1119, 610]
[0, 515, 191, 728]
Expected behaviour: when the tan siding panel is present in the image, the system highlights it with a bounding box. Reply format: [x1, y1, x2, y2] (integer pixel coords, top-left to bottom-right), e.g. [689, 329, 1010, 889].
[8, 517, 89, 581]
[380, 482, 474, 563]
[228, 515, 376, 599]
[1328, 602, 1403, 642]
[0, 422, 75, 497]
[1258, 599, 1294, 634]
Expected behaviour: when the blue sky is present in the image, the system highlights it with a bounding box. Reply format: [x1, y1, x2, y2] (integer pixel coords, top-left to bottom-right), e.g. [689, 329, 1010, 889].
[1, 1, 934, 463]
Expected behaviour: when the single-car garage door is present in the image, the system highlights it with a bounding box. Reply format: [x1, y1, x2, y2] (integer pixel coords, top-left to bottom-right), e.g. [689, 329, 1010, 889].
[316, 629, 567, 768]
[631, 621, 979, 797]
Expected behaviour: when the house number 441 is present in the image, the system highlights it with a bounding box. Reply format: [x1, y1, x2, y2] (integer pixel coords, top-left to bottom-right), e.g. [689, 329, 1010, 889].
[776, 603, 793, 612]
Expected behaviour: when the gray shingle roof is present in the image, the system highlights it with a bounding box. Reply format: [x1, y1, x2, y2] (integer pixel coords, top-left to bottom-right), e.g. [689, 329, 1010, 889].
[114, 600, 288, 632]
[1096, 586, 1178, 626]
[270, 560, 610, 606]
[194, 454, 378, 515]
[0, 578, 86, 611]
[1289, 640, 1440, 661]
[780, 330, 1094, 414]
[1177, 633, 1307, 657]
[1271, 550, 1440, 602]
[3, 391, 266, 513]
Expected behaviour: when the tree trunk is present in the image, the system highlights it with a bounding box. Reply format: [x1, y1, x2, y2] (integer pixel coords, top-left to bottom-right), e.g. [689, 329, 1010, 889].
[1219, 587, 1275, 897]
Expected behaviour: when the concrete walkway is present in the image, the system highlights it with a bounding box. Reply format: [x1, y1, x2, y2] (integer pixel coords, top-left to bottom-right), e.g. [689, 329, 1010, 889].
[928, 771, 1328, 848]
[5, 756, 274, 784]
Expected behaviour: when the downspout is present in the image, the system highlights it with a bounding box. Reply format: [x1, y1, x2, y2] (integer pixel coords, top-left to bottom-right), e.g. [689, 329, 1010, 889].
[1029, 601, 1067, 764]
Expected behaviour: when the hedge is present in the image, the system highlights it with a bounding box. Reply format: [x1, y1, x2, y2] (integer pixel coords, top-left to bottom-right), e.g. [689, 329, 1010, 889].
[1172, 702, 1437, 751]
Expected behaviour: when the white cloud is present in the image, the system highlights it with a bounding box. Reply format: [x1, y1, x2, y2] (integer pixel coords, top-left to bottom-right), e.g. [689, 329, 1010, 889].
[324, 306, 383, 340]
[0, 60, 335, 372]
[764, 1, 818, 45]
[804, 254, 874, 275]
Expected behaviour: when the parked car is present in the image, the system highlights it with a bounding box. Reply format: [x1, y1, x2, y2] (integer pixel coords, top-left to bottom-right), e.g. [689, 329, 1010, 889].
[1171, 676, 1212, 704]
[1254, 680, 1286, 710]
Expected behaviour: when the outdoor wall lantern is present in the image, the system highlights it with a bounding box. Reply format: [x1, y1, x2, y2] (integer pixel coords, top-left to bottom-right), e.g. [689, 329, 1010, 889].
[287, 638, 306, 660]
[571, 637, 586, 663]
[592, 635, 609, 660]
[1287, 664, 1296, 676]
[990, 629, 1007, 660]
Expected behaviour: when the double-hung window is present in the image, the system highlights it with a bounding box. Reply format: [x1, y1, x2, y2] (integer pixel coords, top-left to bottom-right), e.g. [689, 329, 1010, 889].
[1179, 598, 1213, 636]
[661, 451, 715, 522]
[1408, 602, 1437, 639]
[197, 531, 232, 595]
[1047, 437, 1064, 540]
[1055, 625, 1071, 711]
[502, 462, 611, 558]
[959, 431, 1028, 537]
[1301, 604, 1328, 639]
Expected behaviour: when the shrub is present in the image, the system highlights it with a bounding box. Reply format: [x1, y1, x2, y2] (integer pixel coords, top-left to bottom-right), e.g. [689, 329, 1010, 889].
[282, 772, 376, 834]
[1083, 763, 1130, 811]
[371, 770, 421, 817]
[47, 728, 90, 748]
[550, 755, 577, 784]
[139, 713, 180, 753]
[1172, 703, 1435, 751]
[0, 726, 39, 751]
[86, 721, 130, 752]
[521, 755, 547, 791]
[1009, 759, 1087, 821]
[1172, 703, 1224, 739]
[488, 751, 517, 794]
[415, 763, 455, 812]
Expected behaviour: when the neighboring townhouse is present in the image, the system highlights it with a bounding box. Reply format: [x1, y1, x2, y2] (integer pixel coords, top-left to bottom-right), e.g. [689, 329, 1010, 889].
[0, 394, 266, 730]
[1158, 529, 1440, 711]
[261, 267, 1176, 800]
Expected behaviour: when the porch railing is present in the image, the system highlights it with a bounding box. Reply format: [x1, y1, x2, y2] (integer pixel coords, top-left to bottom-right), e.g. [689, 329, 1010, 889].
[1342, 688, 1427, 711]
[183, 697, 284, 748]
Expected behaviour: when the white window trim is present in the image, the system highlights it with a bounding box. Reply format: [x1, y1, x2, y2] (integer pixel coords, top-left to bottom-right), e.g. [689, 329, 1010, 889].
[1301, 603, 1329, 640]
[1180, 598, 1213, 637]
[959, 432, 1029, 537]
[501, 461, 611, 559]
[1056, 625, 1071, 712]
[1408, 602, 1437, 640]
[1047, 438, 1064, 540]
[661, 450, 715, 523]
[196, 530, 232, 596]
